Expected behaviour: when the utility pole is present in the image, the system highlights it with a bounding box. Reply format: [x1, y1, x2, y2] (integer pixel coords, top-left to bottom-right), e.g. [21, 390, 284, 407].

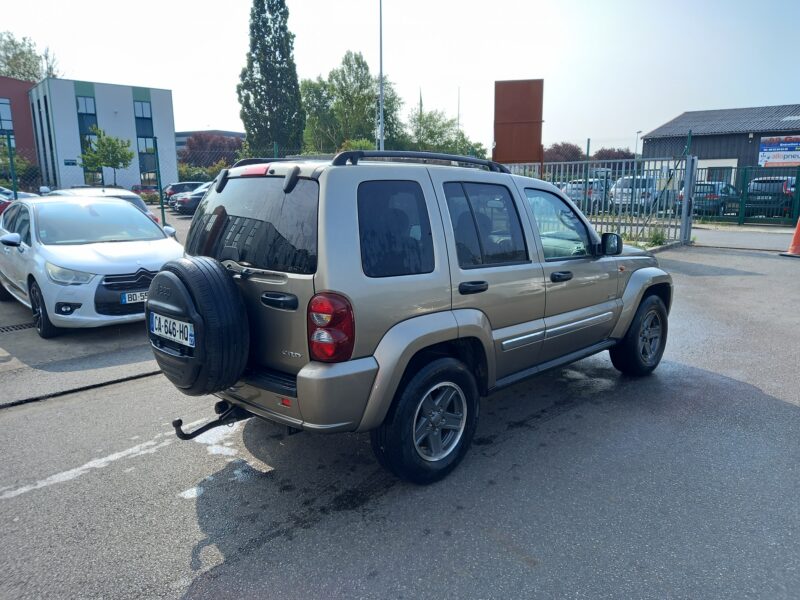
[378, 0, 385, 151]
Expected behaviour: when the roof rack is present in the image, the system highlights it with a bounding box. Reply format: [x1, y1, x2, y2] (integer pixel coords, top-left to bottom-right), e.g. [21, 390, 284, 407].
[331, 150, 511, 174]
[231, 157, 297, 167]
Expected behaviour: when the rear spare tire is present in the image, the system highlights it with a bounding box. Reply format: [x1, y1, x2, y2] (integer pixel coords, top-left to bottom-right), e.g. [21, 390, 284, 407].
[146, 256, 249, 396]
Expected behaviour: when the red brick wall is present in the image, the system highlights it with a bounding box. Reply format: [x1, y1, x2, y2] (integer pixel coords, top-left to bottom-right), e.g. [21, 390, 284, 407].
[0, 75, 37, 164]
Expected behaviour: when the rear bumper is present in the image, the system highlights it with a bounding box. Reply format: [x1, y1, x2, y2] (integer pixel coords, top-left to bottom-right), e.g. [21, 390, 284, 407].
[216, 356, 379, 433]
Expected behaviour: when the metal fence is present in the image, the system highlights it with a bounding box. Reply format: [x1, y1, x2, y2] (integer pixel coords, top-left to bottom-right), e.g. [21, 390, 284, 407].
[691, 165, 799, 226]
[505, 157, 689, 245]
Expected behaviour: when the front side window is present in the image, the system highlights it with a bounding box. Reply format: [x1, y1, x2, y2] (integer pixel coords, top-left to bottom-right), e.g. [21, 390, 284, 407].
[357, 180, 435, 278]
[14, 207, 31, 246]
[525, 189, 591, 260]
[444, 182, 527, 268]
[1, 204, 20, 232]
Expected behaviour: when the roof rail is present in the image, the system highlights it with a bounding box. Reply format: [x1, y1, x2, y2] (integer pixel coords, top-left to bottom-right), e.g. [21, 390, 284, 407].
[231, 157, 297, 167]
[331, 150, 511, 174]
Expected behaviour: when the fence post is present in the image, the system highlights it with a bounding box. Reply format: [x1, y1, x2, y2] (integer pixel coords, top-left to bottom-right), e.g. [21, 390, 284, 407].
[680, 155, 697, 244]
[153, 136, 167, 227]
[793, 166, 800, 226]
[273, 142, 279, 158]
[4, 131, 18, 199]
[738, 167, 749, 226]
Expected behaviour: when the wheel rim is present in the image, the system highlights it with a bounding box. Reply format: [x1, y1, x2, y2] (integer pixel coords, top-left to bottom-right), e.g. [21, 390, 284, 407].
[30, 284, 43, 332]
[638, 310, 662, 365]
[412, 382, 467, 462]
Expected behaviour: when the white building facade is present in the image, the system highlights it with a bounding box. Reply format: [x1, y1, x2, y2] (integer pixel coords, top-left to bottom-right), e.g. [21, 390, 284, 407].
[29, 78, 178, 189]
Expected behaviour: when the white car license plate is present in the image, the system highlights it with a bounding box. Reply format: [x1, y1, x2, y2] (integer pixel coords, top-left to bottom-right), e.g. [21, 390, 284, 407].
[121, 291, 148, 304]
[150, 313, 195, 348]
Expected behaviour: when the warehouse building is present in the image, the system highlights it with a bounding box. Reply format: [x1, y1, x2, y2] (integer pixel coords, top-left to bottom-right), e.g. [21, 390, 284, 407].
[29, 78, 178, 189]
[642, 104, 800, 174]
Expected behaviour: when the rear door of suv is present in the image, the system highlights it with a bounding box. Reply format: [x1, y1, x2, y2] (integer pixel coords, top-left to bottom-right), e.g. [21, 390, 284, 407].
[428, 168, 547, 379]
[184, 166, 319, 376]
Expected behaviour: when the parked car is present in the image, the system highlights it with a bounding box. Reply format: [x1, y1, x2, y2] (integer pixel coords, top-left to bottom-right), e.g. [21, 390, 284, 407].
[609, 176, 658, 211]
[164, 181, 205, 200]
[0, 196, 183, 338]
[0, 197, 11, 215]
[131, 184, 159, 194]
[146, 151, 673, 484]
[47, 187, 161, 224]
[173, 181, 212, 215]
[561, 179, 611, 213]
[0, 186, 39, 200]
[676, 181, 739, 217]
[744, 176, 796, 218]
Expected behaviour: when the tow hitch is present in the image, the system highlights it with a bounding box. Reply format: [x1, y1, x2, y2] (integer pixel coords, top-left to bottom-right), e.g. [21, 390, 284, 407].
[172, 401, 252, 440]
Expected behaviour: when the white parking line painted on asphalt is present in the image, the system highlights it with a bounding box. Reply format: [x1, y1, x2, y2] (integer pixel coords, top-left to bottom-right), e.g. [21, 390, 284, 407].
[0, 433, 173, 500]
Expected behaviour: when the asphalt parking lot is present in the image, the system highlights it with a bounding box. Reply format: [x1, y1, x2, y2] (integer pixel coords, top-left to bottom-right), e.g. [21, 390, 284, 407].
[1, 243, 799, 599]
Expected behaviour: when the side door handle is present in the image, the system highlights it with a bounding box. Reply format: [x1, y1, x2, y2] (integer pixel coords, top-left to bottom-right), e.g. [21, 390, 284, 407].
[550, 271, 573, 283]
[458, 281, 489, 295]
[260, 292, 298, 310]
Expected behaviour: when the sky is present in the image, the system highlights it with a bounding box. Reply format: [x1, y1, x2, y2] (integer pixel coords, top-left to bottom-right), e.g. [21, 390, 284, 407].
[4, 0, 800, 152]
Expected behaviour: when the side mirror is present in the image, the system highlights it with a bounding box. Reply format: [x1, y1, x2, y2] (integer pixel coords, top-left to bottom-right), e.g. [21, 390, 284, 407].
[39, 186, 51, 195]
[1, 233, 22, 247]
[163, 225, 177, 238]
[601, 232, 622, 256]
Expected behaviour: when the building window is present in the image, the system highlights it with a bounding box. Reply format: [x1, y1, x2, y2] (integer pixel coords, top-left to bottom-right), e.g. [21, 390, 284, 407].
[76, 96, 96, 114]
[140, 172, 157, 186]
[0, 98, 13, 133]
[84, 170, 103, 186]
[134, 101, 152, 119]
[137, 137, 155, 153]
[81, 134, 98, 152]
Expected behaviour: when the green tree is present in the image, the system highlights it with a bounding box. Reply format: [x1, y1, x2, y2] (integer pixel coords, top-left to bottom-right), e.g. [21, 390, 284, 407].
[543, 142, 585, 162]
[0, 31, 59, 81]
[237, 0, 305, 154]
[80, 127, 134, 186]
[301, 52, 406, 153]
[300, 77, 338, 152]
[407, 107, 486, 158]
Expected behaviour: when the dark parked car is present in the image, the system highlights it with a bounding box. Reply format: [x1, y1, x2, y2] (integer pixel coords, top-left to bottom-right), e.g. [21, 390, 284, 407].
[164, 181, 205, 199]
[131, 184, 159, 194]
[173, 181, 212, 215]
[676, 181, 740, 217]
[745, 177, 796, 218]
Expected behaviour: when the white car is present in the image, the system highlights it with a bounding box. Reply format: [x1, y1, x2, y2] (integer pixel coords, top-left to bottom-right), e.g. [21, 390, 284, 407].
[0, 196, 183, 338]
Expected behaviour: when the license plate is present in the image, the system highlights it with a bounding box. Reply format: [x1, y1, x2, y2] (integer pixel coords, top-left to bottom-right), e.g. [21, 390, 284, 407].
[756, 195, 771, 201]
[121, 291, 148, 304]
[150, 313, 195, 348]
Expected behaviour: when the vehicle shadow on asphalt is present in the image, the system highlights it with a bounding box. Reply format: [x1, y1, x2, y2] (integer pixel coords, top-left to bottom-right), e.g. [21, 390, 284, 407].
[180, 356, 800, 598]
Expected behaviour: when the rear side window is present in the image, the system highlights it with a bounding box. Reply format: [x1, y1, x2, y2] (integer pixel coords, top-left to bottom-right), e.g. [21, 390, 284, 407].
[185, 177, 318, 274]
[443, 182, 527, 268]
[358, 180, 435, 278]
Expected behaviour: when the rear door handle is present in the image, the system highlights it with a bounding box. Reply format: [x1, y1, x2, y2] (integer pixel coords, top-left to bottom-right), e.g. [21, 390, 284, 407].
[550, 271, 573, 283]
[261, 292, 298, 310]
[458, 281, 489, 295]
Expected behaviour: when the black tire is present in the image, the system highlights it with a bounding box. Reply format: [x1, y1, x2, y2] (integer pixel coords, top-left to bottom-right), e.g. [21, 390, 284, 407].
[146, 256, 249, 396]
[609, 294, 668, 376]
[30, 280, 60, 339]
[370, 357, 479, 484]
[0, 279, 12, 301]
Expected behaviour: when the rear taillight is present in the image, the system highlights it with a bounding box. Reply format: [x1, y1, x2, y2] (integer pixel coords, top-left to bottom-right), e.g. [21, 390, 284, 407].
[307, 293, 355, 362]
[707, 194, 719, 200]
[679, 191, 684, 201]
[783, 181, 791, 196]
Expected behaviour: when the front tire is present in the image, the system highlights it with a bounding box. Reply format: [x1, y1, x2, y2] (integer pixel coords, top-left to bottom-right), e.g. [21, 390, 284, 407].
[610, 294, 668, 376]
[371, 357, 479, 484]
[30, 280, 59, 339]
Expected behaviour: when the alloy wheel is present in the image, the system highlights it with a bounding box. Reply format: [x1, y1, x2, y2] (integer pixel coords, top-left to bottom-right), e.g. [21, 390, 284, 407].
[412, 382, 467, 462]
[638, 310, 662, 365]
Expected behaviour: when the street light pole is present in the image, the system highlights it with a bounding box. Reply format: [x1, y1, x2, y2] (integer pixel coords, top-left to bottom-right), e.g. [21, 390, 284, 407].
[378, 0, 384, 151]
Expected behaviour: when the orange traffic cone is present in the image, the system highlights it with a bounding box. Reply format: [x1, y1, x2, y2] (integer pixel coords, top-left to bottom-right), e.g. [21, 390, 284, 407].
[780, 219, 800, 258]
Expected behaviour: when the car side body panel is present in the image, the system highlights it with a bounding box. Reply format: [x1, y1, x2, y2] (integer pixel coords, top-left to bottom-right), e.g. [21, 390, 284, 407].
[609, 266, 673, 339]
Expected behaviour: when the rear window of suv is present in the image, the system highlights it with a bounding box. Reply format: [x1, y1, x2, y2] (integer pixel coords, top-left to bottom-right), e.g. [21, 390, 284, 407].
[185, 177, 318, 274]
